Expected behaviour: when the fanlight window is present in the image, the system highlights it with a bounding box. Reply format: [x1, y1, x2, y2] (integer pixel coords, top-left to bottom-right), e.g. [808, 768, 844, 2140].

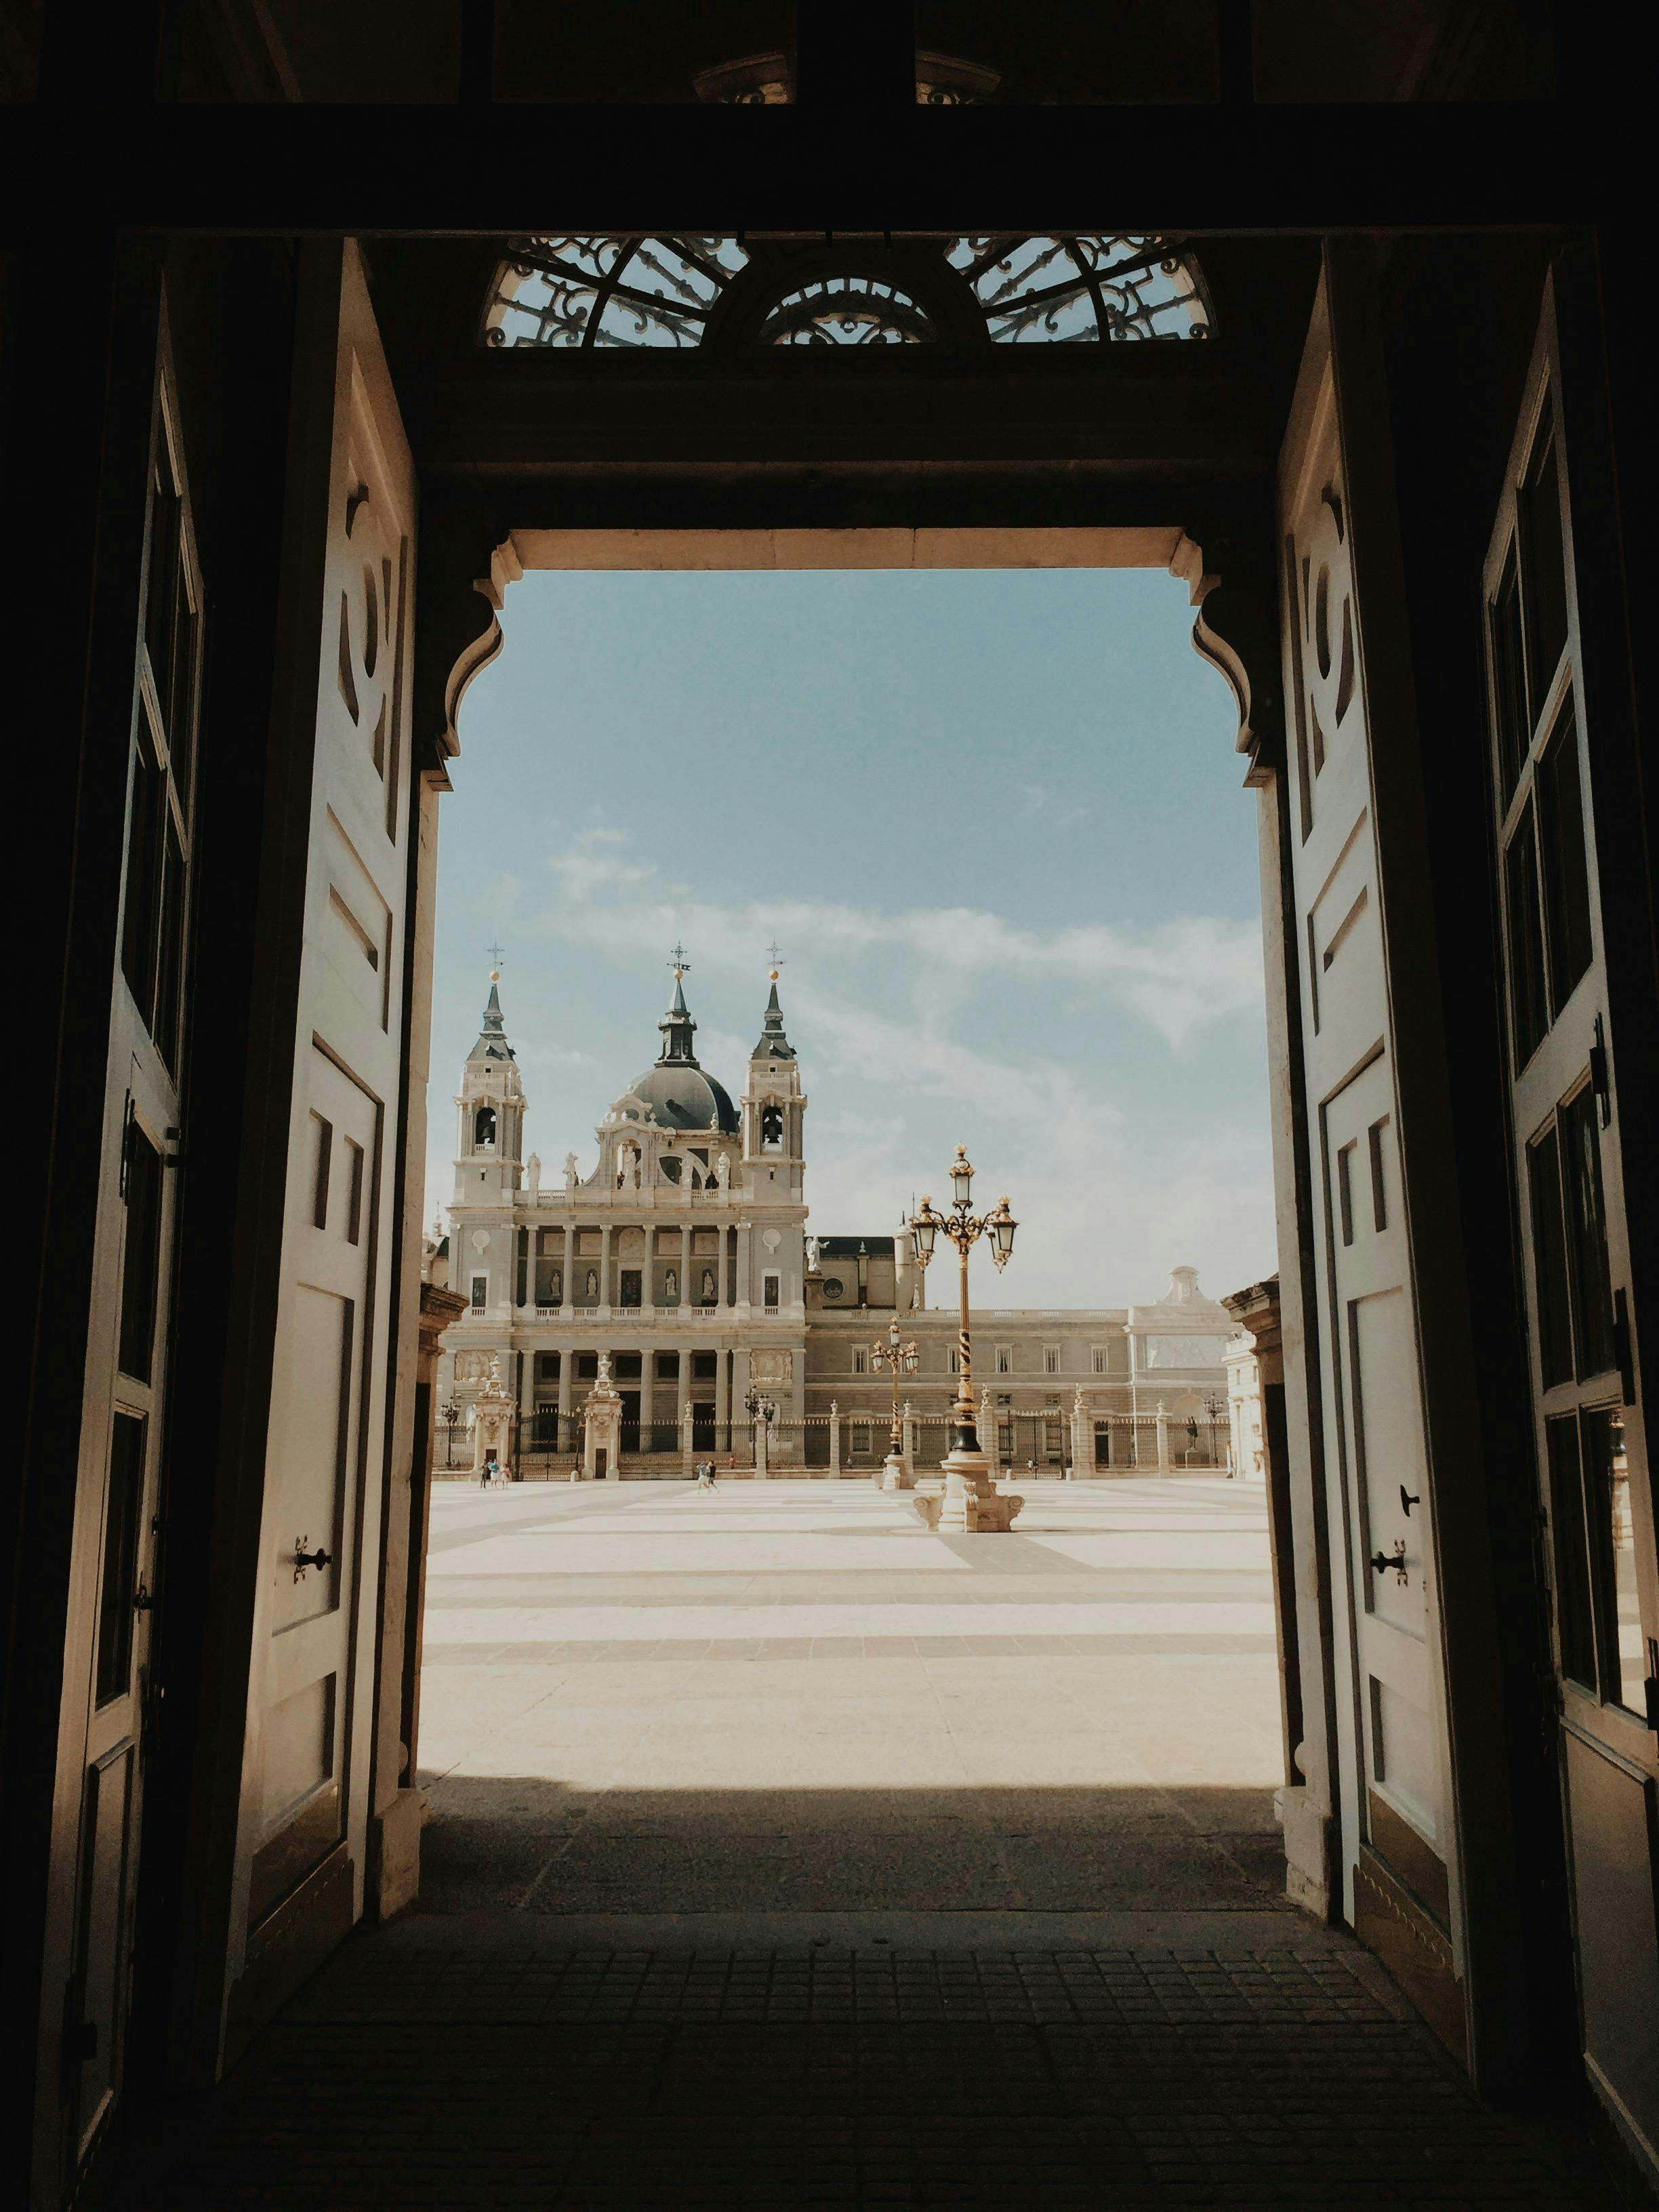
[484, 234, 749, 349]
[483, 233, 1210, 351]
[945, 234, 1211, 342]
[758, 276, 936, 348]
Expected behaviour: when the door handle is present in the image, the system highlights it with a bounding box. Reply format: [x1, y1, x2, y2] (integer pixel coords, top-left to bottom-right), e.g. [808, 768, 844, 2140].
[1368, 1541, 1408, 1586]
[293, 1537, 333, 1583]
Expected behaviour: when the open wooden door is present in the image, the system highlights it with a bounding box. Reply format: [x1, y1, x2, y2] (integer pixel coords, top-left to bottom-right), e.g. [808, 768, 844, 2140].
[36, 314, 203, 2201]
[224, 242, 417, 2039]
[1277, 272, 1462, 2045]
[1484, 277, 1659, 2180]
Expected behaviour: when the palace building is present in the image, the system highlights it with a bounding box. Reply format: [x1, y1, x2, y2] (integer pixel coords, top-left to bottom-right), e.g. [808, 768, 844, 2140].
[438, 962, 1233, 1475]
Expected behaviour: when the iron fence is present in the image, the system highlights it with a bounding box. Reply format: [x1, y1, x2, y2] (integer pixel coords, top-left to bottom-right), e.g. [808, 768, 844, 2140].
[432, 1406, 1229, 1479]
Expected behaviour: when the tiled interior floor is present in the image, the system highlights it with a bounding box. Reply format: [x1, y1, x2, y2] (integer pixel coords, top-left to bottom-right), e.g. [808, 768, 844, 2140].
[110, 1479, 1622, 2207]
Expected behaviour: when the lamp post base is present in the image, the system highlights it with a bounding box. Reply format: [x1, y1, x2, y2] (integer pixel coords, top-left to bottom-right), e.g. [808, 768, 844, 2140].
[879, 1452, 914, 1493]
[918, 1445, 1023, 1533]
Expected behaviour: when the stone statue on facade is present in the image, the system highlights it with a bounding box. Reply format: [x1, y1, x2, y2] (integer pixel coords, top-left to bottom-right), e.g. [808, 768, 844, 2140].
[714, 1150, 731, 1189]
[564, 1151, 579, 1191]
[525, 1151, 541, 1197]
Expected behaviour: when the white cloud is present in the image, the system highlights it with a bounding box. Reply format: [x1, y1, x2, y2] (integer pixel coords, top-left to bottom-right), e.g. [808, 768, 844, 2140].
[538, 827, 1262, 1050]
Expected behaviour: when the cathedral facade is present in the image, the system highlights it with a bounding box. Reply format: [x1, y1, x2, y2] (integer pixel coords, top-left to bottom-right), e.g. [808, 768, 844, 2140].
[437, 963, 1235, 1475]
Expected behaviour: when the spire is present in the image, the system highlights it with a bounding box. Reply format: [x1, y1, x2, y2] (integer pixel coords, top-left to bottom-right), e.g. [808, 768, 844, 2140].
[657, 947, 700, 1066]
[753, 968, 796, 1061]
[469, 963, 516, 1062]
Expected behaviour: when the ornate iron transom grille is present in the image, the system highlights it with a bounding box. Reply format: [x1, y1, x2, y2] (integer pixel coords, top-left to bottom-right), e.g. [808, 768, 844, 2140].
[945, 234, 1211, 342]
[482, 233, 1211, 350]
[484, 234, 750, 348]
[758, 276, 937, 346]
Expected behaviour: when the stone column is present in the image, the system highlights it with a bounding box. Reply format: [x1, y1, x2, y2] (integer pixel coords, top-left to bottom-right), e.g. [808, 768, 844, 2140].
[680, 1221, 691, 1314]
[1155, 1401, 1170, 1475]
[598, 1222, 613, 1317]
[715, 1221, 727, 1309]
[556, 1350, 573, 1463]
[679, 1345, 694, 1475]
[754, 1409, 769, 1480]
[829, 1401, 840, 1479]
[1071, 1386, 1090, 1480]
[735, 1221, 751, 1313]
[715, 1345, 731, 1457]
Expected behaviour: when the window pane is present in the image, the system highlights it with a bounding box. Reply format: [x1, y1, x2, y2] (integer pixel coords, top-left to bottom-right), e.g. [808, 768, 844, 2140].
[1561, 1083, 1616, 1380]
[1582, 1409, 1644, 1713]
[1545, 1414, 1596, 1689]
[1488, 546, 1529, 802]
[1528, 1124, 1574, 1388]
[1503, 804, 1547, 1067]
[170, 596, 199, 824]
[1520, 413, 1570, 712]
[154, 814, 186, 1074]
[144, 466, 182, 731]
[96, 1412, 147, 1706]
[1537, 705, 1594, 1015]
[121, 747, 165, 1023]
[119, 1118, 164, 1384]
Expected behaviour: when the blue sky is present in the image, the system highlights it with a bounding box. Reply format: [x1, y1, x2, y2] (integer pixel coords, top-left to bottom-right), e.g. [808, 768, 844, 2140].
[425, 567, 1273, 1308]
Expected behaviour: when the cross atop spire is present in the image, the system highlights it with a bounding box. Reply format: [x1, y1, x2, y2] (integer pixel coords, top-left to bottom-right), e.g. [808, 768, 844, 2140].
[668, 940, 691, 977]
[766, 935, 785, 976]
[486, 939, 507, 975]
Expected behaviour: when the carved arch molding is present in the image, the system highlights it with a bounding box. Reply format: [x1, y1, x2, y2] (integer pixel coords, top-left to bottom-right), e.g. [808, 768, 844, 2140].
[413, 503, 1285, 785]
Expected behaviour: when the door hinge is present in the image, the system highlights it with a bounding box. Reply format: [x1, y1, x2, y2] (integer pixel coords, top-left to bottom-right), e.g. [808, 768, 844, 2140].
[119, 1093, 135, 1199]
[1589, 1014, 1612, 1128]
[1645, 1641, 1659, 1734]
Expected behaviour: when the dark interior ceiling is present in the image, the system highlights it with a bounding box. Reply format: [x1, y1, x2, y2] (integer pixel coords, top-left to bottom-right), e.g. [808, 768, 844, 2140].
[150, 0, 1544, 108]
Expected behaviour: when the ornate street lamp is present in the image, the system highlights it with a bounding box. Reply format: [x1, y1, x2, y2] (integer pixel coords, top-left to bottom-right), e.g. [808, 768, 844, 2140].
[869, 1314, 919, 1489]
[909, 1148, 1021, 1532]
[441, 1397, 459, 1469]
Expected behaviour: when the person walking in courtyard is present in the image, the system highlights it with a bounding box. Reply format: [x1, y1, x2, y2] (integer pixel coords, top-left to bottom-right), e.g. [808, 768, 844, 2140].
[479, 1454, 490, 1491]
[485, 1453, 500, 1488]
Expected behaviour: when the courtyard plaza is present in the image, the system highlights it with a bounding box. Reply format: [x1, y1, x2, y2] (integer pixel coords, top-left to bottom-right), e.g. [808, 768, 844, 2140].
[115, 1477, 1620, 2207]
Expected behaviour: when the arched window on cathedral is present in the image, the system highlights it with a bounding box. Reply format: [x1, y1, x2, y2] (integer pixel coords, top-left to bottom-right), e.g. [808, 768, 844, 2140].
[474, 1104, 497, 1148]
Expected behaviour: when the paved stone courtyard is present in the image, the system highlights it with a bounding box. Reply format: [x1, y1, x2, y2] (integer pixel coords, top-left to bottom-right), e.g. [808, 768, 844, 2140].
[112, 1479, 1622, 2207]
[416, 1475, 1288, 1914]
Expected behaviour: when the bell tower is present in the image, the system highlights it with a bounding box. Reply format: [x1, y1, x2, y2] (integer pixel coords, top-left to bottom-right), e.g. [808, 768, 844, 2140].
[741, 954, 806, 1202]
[453, 962, 527, 1206]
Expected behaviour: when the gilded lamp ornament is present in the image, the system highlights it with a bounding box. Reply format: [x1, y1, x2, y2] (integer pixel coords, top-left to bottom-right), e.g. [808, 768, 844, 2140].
[909, 1147, 1019, 1464]
[869, 1313, 920, 1475]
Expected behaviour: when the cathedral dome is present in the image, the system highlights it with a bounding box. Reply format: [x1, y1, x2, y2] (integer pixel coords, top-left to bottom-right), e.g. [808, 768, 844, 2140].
[615, 962, 739, 1132]
[619, 1062, 739, 1134]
